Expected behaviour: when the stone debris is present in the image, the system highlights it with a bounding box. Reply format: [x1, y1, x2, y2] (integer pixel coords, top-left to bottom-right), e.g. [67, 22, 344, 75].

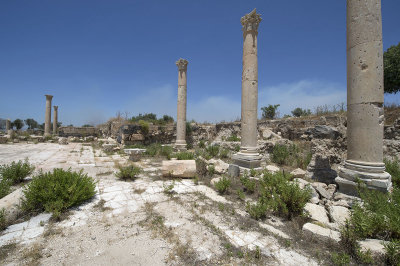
[302, 223, 341, 242]
[161, 160, 196, 178]
[304, 203, 330, 225]
[265, 165, 280, 173]
[290, 168, 306, 178]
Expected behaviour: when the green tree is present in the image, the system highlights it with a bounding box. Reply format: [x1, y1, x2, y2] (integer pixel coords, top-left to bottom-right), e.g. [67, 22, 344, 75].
[384, 42, 400, 94]
[261, 104, 280, 119]
[12, 119, 24, 130]
[24, 118, 39, 129]
[291, 107, 311, 117]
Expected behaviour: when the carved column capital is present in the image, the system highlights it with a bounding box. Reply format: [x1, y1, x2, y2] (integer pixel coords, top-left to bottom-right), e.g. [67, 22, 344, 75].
[241, 8, 262, 34]
[176, 58, 188, 71]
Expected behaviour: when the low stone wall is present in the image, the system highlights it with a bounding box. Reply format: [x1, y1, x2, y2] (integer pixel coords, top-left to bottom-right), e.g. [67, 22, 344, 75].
[58, 126, 100, 137]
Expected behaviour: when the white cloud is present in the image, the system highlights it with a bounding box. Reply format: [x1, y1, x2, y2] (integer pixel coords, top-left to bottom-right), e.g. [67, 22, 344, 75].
[116, 79, 346, 123]
[259, 80, 346, 117]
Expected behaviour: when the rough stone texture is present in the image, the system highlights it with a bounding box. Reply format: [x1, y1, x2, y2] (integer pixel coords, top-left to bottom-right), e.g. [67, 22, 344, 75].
[162, 160, 196, 178]
[175, 58, 188, 150]
[59, 126, 100, 137]
[207, 159, 229, 174]
[44, 94, 53, 137]
[265, 165, 280, 173]
[53, 105, 58, 135]
[336, 0, 391, 195]
[312, 182, 333, 200]
[302, 223, 341, 242]
[358, 239, 388, 256]
[290, 168, 306, 178]
[304, 203, 330, 224]
[0, 136, 8, 144]
[102, 144, 117, 152]
[328, 206, 350, 228]
[58, 137, 68, 145]
[232, 9, 262, 169]
[0, 187, 24, 222]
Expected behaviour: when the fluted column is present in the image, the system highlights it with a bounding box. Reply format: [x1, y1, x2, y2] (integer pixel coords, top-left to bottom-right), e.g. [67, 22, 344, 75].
[175, 58, 188, 150]
[53, 106, 58, 135]
[44, 95, 53, 137]
[336, 0, 392, 195]
[232, 9, 262, 169]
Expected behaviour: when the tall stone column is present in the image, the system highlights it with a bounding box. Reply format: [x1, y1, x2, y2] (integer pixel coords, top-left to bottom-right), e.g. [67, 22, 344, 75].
[175, 58, 188, 150]
[6, 119, 12, 135]
[336, 0, 392, 195]
[232, 9, 262, 169]
[53, 106, 58, 135]
[44, 95, 53, 137]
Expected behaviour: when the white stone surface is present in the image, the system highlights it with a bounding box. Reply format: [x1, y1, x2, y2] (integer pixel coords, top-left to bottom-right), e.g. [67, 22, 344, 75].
[304, 203, 330, 224]
[302, 223, 341, 242]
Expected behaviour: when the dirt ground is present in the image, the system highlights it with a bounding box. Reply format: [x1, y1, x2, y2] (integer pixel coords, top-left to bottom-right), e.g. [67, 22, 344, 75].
[0, 142, 332, 265]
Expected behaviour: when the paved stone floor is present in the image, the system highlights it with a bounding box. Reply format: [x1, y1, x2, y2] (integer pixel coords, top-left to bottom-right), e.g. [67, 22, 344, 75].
[0, 142, 318, 265]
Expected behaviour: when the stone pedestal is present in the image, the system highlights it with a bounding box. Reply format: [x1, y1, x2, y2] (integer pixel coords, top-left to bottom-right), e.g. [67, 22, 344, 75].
[53, 106, 58, 135]
[335, 0, 391, 195]
[44, 95, 53, 137]
[232, 9, 262, 169]
[175, 58, 188, 150]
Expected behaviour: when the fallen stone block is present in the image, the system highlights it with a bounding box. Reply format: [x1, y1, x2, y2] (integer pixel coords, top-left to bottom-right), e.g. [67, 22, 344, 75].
[162, 160, 196, 178]
[0, 187, 24, 223]
[304, 203, 330, 224]
[58, 137, 68, 145]
[207, 159, 229, 174]
[290, 168, 306, 178]
[0, 136, 7, 144]
[265, 165, 280, 173]
[358, 239, 388, 256]
[302, 222, 341, 242]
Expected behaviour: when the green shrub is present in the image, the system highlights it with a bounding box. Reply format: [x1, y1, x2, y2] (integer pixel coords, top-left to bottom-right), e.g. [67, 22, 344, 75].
[139, 120, 150, 135]
[0, 159, 35, 184]
[385, 239, 400, 266]
[175, 151, 195, 160]
[208, 165, 215, 176]
[219, 148, 229, 159]
[261, 104, 280, 119]
[331, 252, 351, 266]
[186, 122, 193, 136]
[385, 158, 400, 188]
[272, 144, 290, 165]
[21, 168, 96, 218]
[226, 134, 240, 142]
[271, 143, 311, 169]
[234, 145, 240, 152]
[215, 176, 231, 194]
[199, 140, 206, 149]
[144, 143, 173, 158]
[116, 165, 142, 181]
[240, 174, 256, 193]
[206, 145, 220, 158]
[0, 179, 11, 199]
[247, 171, 311, 219]
[0, 208, 6, 231]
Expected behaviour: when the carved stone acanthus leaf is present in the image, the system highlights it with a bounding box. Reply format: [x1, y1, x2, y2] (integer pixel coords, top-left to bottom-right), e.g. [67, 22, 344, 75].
[240, 8, 262, 33]
[176, 58, 189, 70]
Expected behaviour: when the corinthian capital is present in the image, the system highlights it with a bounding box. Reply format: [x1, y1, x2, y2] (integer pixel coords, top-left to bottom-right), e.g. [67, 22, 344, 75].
[241, 8, 262, 33]
[176, 58, 188, 71]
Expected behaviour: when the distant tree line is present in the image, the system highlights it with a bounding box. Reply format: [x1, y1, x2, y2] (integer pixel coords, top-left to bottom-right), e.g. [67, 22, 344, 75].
[0, 118, 62, 130]
[130, 113, 174, 125]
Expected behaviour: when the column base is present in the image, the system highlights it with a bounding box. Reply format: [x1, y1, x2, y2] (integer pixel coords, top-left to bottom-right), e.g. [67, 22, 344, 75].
[175, 140, 187, 151]
[335, 160, 392, 196]
[232, 151, 262, 169]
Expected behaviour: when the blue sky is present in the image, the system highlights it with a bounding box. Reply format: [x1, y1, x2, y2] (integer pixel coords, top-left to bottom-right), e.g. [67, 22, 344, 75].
[1, 0, 399, 126]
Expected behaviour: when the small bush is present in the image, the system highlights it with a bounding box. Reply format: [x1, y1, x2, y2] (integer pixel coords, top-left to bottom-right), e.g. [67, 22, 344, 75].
[247, 171, 311, 219]
[0, 208, 6, 231]
[271, 143, 311, 169]
[139, 120, 150, 135]
[175, 151, 195, 160]
[271, 144, 290, 165]
[206, 145, 220, 158]
[0, 159, 35, 184]
[219, 148, 229, 159]
[116, 165, 142, 181]
[226, 134, 240, 142]
[145, 143, 173, 158]
[198, 140, 206, 148]
[208, 165, 215, 176]
[215, 176, 231, 194]
[240, 174, 256, 193]
[234, 145, 240, 152]
[385, 158, 400, 188]
[331, 252, 351, 266]
[21, 168, 96, 218]
[0, 179, 11, 199]
[385, 239, 400, 266]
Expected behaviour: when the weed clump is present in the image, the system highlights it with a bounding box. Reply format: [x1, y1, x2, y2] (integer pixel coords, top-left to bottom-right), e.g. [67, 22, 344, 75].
[116, 165, 142, 181]
[0, 208, 6, 231]
[215, 176, 231, 194]
[0, 179, 11, 199]
[175, 151, 195, 160]
[21, 168, 96, 218]
[144, 143, 173, 158]
[271, 143, 311, 169]
[226, 134, 240, 142]
[384, 158, 400, 188]
[246, 171, 311, 220]
[0, 159, 35, 184]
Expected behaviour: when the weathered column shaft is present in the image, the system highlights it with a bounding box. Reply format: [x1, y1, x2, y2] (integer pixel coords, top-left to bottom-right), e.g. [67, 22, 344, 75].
[175, 59, 188, 149]
[347, 0, 384, 164]
[231, 9, 262, 169]
[53, 106, 58, 135]
[6, 119, 11, 131]
[241, 22, 259, 150]
[336, 0, 391, 195]
[44, 95, 53, 136]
